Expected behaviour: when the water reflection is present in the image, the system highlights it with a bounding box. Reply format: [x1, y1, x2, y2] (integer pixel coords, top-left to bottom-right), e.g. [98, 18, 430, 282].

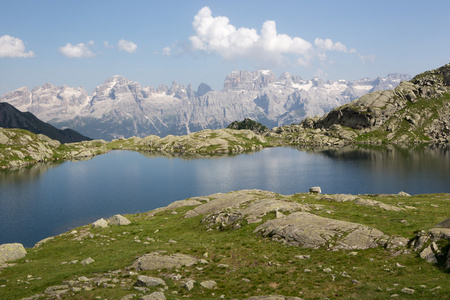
[0, 145, 449, 247]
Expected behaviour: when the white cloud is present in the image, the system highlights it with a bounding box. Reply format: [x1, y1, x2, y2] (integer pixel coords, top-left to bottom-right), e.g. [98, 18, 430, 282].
[358, 54, 376, 64]
[104, 41, 114, 49]
[162, 46, 171, 56]
[59, 41, 95, 58]
[118, 39, 137, 53]
[0, 35, 35, 58]
[185, 7, 358, 68]
[314, 38, 356, 53]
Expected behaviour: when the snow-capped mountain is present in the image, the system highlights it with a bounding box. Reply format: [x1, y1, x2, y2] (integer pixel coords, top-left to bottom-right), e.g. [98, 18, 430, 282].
[0, 71, 411, 140]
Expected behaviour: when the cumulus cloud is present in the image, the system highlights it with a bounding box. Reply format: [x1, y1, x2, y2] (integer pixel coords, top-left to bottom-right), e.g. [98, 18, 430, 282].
[59, 41, 95, 58]
[185, 7, 359, 68]
[118, 39, 137, 53]
[0, 35, 35, 58]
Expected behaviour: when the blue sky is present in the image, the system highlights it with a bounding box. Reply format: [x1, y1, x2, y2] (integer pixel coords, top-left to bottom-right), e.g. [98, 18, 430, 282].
[1, 0, 449, 95]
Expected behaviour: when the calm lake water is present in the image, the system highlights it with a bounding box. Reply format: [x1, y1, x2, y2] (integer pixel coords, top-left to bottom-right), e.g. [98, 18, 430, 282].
[1, 145, 449, 247]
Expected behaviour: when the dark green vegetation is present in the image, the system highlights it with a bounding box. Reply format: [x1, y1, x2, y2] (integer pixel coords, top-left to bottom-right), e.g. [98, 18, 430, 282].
[0, 102, 91, 143]
[227, 118, 269, 134]
[0, 191, 449, 299]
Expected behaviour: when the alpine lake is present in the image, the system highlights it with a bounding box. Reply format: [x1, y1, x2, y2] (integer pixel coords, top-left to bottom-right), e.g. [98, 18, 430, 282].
[0, 144, 449, 247]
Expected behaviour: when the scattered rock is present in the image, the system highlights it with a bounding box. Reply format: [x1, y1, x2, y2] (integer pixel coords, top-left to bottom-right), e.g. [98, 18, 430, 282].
[131, 252, 198, 271]
[136, 275, 166, 287]
[139, 291, 166, 300]
[0, 243, 26, 263]
[81, 257, 95, 266]
[401, 287, 415, 295]
[92, 218, 109, 228]
[108, 214, 131, 225]
[398, 191, 411, 197]
[200, 280, 217, 289]
[183, 279, 195, 291]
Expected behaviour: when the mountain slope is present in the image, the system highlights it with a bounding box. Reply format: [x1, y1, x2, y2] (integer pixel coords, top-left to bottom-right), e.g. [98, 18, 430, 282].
[0, 102, 91, 143]
[0, 71, 410, 140]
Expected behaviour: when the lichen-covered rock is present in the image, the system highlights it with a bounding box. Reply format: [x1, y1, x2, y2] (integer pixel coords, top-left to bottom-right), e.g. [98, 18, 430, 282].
[136, 275, 166, 287]
[108, 214, 131, 225]
[0, 243, 27, 263]
[92, 218, 109, 228]
[255, 212, 388, 250]
[131, 252, 198, 271]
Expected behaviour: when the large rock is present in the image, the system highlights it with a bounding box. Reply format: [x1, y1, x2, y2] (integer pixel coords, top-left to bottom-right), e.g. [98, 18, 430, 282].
[108, 214, 131, 225]
[131, 252, 198, 271]
[0, 243, 27, 263]
[92, 218, 109, 228]
[255, 212, 388, 250]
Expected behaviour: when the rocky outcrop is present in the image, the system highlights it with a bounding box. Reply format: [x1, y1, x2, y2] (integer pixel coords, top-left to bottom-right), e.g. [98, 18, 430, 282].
[254, 212, 389, 250]
[0, 127, 109, 169]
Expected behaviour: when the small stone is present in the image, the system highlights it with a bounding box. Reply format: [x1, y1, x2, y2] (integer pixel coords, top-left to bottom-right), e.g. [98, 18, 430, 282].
[217, 264, 229, 268]
[183, 280, 195, 291]
[295, 255, 310, 260]
[348, 252, 358, 256]
[200, 280, 216, 289]
[395, 263, 405, 268]
[136, 275, 166, 287]
[80, 257, 94, 266]
[398, 191, 411, 197]
[323, 268, 332, 273]
[92, 218, 108, 228]
[401, 287, 415, 295]
[139, 291, 166, 300]
[304, 269, 312, 273]
[391, 294, 399, 297]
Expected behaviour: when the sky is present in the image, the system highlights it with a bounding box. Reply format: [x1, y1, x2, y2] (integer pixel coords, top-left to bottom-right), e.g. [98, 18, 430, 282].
[0, 0, 449, 96]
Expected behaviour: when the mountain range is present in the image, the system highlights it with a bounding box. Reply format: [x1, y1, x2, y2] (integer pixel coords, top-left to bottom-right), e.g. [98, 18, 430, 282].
[0, 71, 410, 140]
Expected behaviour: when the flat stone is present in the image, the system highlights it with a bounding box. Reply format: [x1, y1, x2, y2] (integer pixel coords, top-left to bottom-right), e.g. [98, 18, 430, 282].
[131, 252, 198, 271]
[200, 280, 216, 289]
[81, 257, 95, 266]
[401, 287, 415, 295]
[255, 212, 387, 250]
[139, 291, 166, 300]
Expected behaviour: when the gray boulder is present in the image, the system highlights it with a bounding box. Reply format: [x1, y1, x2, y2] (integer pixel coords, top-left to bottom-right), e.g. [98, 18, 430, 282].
[136, 275, 166, 287]
[309, 186, 321, 194]
[108, 214, 131, 225]
[92, 218, 109, 228]
[131, 252, 198, 271]
[0, 243, 27, 263]
[255, 212, 388, 250]
[139, 292, 166, 300]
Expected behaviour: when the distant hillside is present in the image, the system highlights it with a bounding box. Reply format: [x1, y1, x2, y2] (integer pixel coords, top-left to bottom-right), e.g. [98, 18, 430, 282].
[0, 102, 91, 143]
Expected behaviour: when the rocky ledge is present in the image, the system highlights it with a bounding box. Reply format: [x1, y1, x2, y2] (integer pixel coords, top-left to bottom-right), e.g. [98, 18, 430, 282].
[1, 189, 449, 299]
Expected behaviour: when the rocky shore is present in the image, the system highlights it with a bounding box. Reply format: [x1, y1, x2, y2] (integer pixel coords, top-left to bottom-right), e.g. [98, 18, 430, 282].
[1, 189, 449, 299]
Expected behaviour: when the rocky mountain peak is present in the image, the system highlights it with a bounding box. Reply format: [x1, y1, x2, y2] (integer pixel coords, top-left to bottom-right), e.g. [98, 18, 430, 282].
[197, 83, 213, 97]
[223, 70, 277, 91]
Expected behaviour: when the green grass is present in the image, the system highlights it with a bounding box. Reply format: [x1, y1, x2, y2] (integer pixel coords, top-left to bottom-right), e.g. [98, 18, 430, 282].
[1, 192, 449, 299]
